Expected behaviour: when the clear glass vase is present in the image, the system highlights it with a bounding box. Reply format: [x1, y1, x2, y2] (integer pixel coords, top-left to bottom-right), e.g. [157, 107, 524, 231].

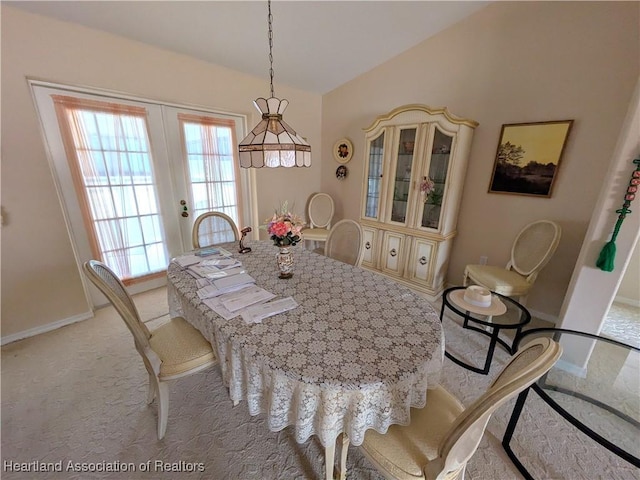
[276, 247, 294, 279]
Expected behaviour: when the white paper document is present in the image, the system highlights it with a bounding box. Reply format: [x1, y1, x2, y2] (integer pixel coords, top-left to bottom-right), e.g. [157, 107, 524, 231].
[197, 282, 250, 300]
[202, 297, 239, 321]
[201, 258, 242, 270]
[213, 273, 255, 290]
[241, 297, 299, 324]
[188, 264, 245, 279]
[172, 254, 202, 267]
[219, 285, 276, 312]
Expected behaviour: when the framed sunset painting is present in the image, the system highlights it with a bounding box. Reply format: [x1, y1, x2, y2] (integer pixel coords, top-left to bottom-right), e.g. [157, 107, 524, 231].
[488, 120, 573, 197]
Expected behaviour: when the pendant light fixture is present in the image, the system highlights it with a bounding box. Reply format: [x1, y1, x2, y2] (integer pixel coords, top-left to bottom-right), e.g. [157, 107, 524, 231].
[238, 0, 311, 168]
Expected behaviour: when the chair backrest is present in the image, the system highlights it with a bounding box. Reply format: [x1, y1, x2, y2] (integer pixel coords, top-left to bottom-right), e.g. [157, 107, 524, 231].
[510, 220, 561, 277]
[82, 260, 151, 350]
[324, 219, 363, 266]
[308, 193, 335, 229]
[431, 337, 562, 479]
[192, 211, 239, 249]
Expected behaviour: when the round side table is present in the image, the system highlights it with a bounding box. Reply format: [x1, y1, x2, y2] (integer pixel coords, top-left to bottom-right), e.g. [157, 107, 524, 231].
[440, 286, 531, 375]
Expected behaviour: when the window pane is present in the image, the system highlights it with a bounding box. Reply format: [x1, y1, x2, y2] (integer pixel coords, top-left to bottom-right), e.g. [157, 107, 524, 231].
[86, 186, 115, 220]
[140, 215, 163, 244]
[135, 185, 159, 215]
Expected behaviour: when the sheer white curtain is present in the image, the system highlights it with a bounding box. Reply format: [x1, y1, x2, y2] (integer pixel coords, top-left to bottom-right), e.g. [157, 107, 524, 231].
[178, 113, 242, 227]
[53, 95, 168, 282]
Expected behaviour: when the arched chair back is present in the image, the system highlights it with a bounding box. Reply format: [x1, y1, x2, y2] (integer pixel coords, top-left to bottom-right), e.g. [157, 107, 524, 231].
[324, 219, 363, 266]
[360, 337, 561, 480]
[302, 193, 335, 247]
[192, 211, 239, 249]
[463, 220, 561, 303]
[510, 220, 561, 277]
[83, 260, 217, 439]
[433, 337, 561, 478]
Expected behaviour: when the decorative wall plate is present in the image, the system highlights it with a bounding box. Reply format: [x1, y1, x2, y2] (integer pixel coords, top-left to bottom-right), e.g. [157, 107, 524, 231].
[333, 138, 353, 164]
[336, 165, 348, 179]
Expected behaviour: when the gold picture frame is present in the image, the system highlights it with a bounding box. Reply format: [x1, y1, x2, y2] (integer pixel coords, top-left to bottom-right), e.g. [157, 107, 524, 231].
[333, 138, 353, 164]
[488, 120, 573, 197]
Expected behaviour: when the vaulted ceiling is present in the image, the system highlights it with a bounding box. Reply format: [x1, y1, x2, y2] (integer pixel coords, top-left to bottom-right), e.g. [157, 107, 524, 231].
[7, 1, 490, 94]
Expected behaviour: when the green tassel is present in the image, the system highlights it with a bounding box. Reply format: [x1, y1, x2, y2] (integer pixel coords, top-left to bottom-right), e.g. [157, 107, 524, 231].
[596, 241, 616, 272]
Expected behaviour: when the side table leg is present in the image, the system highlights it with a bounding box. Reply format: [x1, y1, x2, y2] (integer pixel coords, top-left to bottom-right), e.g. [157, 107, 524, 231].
[482, 327, 500, 374]
[502, 388, 535, 480]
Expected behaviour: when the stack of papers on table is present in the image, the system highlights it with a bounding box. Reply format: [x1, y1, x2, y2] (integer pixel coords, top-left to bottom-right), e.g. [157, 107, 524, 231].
[172, 254, 202, 268]
[197, 273, 256, 299]
[203, 284, 275, 320]
[189, 264, 245, 279]
[241, 297, 299, 324]
[173, 252, 298, 323]
[195, 247, 233, 257]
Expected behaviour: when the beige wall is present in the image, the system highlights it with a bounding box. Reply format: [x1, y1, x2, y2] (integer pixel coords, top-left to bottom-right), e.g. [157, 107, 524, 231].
[1, 6, 322, 337]
[617, 238, 640, 304]
[321, 1, 639, 320]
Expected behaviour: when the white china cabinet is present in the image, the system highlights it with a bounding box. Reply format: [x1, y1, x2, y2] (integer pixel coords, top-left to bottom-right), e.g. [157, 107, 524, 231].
[359, 105, 478, 298]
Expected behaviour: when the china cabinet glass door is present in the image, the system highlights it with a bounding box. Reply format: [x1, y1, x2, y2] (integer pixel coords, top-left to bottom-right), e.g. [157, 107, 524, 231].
[421, 128, 453, 229]
[390, 128, 417, 223]
[364, 132, 385, 219]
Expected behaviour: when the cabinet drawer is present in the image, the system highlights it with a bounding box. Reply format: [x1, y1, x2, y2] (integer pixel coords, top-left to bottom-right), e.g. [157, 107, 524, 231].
[380, 231, 405, 276]
[408, 238, 435, 284]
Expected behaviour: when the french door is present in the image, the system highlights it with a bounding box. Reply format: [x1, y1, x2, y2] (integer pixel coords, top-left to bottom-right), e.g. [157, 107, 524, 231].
[30, 82, 253, 306]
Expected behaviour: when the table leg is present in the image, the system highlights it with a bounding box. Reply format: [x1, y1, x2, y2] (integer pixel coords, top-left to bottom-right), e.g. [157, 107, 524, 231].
[325, 442, 336, 480]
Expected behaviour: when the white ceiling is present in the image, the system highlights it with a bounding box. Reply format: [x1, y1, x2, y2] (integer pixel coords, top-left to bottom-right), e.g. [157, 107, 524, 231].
[8, 1, 489, 94]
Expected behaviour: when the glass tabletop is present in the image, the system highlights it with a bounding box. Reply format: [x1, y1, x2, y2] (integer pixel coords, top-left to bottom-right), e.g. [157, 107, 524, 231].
[443, 286, 531, 328]
[523, 329, 640, 462]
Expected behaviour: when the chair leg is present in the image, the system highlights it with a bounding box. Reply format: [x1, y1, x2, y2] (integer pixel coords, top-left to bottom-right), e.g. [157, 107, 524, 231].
[338, 433, 350, 480]
[157, 382, 169, 440]
[147, 373, 157, 404]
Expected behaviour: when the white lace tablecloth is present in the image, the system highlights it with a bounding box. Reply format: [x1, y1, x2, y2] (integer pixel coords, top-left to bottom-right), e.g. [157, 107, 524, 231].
[167, 240, 444, 448]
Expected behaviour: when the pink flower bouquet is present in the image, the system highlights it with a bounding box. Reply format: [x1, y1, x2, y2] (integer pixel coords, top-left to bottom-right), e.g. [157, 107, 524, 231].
[264, 202, 306, 247]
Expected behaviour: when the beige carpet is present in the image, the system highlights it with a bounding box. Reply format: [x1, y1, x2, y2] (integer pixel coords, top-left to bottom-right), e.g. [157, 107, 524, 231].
[1, 287, 637, 480]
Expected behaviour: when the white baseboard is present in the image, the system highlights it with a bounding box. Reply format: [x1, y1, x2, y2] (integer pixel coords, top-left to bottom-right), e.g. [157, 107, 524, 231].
[1, 311, 93, 346]
[614, 295, 640, 308]
[554, 358, 588, 378]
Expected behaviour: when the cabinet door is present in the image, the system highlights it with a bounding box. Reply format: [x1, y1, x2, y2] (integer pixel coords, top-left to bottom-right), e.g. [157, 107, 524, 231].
[389, 128, 418, 225]
[362, 132, 385, 220]
[407, 238, 436, 285]
[380, 231, 405, 276]
[361, 226, 378, 268]
[419, 127, 454, 230]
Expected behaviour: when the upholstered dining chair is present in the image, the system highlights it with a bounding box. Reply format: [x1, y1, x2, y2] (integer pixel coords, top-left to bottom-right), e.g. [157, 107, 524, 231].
[324, 219, 364, 266]
[463, 220, 561, 305]
[192, 211, 239, 249]
[358, 337, 561, 480]
[301, 193, 335, 249]
[83, 260, 218, 440]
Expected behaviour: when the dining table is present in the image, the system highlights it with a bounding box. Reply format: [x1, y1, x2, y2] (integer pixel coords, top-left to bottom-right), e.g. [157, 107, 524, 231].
[167, 240, 444, 480]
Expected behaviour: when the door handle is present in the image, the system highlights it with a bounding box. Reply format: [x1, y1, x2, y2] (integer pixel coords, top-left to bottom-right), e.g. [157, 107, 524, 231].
[180, 200, 189, 217]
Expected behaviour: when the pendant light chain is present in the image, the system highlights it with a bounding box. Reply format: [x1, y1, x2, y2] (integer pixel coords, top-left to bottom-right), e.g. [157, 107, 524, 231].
[237, 0, 311, 168]
[268, 0, 275, 98]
